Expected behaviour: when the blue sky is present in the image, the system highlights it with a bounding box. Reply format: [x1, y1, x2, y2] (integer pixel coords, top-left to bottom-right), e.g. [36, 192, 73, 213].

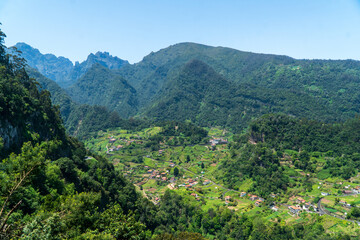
[1, 0, 360, 63]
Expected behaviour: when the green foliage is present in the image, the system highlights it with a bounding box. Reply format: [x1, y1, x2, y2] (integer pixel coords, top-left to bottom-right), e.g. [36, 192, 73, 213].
[173, 167, 179, 177]
[26, 67, 149, 139]
[66, 64, 138, 118]
[155, 121, 208, 145]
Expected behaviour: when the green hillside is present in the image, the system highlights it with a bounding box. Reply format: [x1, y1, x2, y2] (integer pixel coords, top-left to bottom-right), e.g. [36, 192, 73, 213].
[115, 42, 360, 128]
[144, 59, 339, 131]
[26, 67, 148, 139]
[0, 30, 152, 239]
[18, 42, 360, 133]
[66, 63, 138, 118]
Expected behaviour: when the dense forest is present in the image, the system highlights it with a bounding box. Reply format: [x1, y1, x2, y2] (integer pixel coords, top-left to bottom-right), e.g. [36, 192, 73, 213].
[219, 114, 360, 195]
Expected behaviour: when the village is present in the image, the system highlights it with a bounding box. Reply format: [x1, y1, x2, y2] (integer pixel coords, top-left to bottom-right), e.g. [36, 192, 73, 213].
[84, 126, 360, 234]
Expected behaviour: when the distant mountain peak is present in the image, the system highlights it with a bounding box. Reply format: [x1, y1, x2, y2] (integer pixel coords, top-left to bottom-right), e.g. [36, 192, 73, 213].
[14, 42, 129, 87]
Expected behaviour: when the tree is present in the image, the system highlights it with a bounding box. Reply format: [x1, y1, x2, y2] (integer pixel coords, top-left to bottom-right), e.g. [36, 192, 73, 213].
[350, 207, 360, 218]
[201, 163, 205, 169]
[174, 167, 179, 177]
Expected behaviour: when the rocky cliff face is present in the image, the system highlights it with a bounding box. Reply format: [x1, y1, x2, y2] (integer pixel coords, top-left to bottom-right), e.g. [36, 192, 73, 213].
[14, 42, 74, 86]
[0, 120, 20, 149]
[14, 43, 129, 88]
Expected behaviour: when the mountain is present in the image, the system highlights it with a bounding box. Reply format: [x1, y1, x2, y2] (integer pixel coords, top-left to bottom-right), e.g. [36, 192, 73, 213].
[68, 51, 129, 84]
[14, 42, 74, 86]
[118, 42, 360, 123]
[143, 59, 339, 130]
[14, 43, 129, 87]
[116, 42, 294, 105]
[17, 42, 360, 132]
[26, 67, 146, 138]
[66, 63, 138, 118]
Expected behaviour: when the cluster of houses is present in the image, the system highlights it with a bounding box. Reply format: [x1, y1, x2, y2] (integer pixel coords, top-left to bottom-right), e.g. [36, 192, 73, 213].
[108, 136, 142, 146]
[339, 200, 352, 208]
[209, 138, 228, 146]
[147, 169, 169, 181]
[239, 192, 265, 207]
[108, 145, 123, 153]
[288, 196, 318, 215]
[184, 178, 199, 188]
[249, 194, 265, 206]
[342, 185, 360, 195]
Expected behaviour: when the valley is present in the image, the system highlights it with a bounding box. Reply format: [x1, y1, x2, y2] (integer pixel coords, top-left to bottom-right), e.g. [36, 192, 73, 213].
[2, 24, 360, 239]
[83, 122, 360, 237]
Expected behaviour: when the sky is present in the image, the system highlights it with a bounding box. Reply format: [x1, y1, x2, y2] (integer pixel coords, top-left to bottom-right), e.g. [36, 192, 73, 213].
[1, 0, 360, 64]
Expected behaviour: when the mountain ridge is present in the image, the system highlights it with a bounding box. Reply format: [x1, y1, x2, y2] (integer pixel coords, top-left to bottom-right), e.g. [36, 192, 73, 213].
[14, 42, 129, 87]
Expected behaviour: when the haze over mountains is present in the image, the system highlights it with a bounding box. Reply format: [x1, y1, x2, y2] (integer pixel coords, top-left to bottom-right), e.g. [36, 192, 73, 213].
[16, 42, 360, 133]
[15, 42, 129, 87]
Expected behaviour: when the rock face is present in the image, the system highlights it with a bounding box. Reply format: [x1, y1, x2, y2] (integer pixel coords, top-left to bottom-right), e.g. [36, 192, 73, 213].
[68, 51, 129, 85]
[14, 42, 74, 86]
[0, 120, 20, 149]
[14, 43, 129, 87]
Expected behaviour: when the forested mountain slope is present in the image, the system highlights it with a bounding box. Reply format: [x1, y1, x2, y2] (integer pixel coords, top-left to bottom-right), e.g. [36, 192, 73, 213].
[66, 63, 138, 118]
[144, 59, 340, 131]
[17, 42, 360, 133]
[26, 67, 146, 138]
[118, 42, 360, 122]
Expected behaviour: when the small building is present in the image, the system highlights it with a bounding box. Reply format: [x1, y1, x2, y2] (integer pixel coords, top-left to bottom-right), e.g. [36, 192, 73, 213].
[225, 196, 231, 201]
[191, 193, 198, 197]
[255, 200, 263, 207]
[109, 138, 116, 143]
[296, 197, 306, 204]
[288, 206, 301, 215]
[271, 206, 279, 211]
[303, 202, 311, 210]
[342, 190, 352, 195]
[250, 195, 258, 201]
[321, 192, 330, 196]
[339, 200, 347, 205]
[203, 180, 211, 185]
[240, 192, 247, 197]
[161, 177, 167, 181]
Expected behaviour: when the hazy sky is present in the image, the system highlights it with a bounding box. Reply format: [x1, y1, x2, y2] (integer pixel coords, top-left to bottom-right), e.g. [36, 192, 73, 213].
[1, 0, 360, 63]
